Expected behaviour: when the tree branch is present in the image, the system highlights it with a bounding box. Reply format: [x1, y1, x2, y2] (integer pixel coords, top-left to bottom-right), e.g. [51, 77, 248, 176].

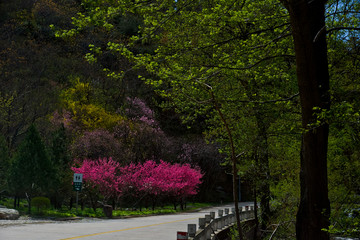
[269, 222, 281, 240]
[314, 26, 360, 42]
[203, 54, 295, 70]
[233, 93, 299, 104]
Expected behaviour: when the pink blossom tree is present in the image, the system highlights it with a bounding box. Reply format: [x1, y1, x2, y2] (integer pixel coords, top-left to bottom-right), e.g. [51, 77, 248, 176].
[118, 160, 162, 209]
[71, 158, 122, 210]
[72, 158, 203, 211]
[119, 160, 203, 210]
[154, 161, 203, 209]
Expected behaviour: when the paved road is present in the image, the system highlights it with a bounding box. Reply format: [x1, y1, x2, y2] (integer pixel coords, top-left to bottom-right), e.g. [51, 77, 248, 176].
[0, 202, 252, 240]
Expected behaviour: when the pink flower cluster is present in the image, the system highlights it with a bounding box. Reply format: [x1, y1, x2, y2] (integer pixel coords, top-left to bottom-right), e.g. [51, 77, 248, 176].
[120, 160, 203, 198]
[71, 158, 122, 200]
[126, 97, 158, 127]
[71, 158, 203, 201]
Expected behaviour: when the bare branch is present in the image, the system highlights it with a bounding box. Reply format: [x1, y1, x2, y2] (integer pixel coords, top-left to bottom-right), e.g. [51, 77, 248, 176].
[269, 222, 281, 240]
[236, 151, 246, 159]
[314, 26, 360, 42]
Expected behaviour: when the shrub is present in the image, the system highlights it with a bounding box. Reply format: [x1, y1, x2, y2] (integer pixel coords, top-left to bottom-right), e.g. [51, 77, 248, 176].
[31, 197, 51, 212]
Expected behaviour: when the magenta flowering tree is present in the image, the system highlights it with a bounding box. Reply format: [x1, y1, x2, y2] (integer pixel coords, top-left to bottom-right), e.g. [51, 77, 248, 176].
[119, 160, 163, 209]
[72, 158, 203, 210]
[119, 160, 203, 210]
[71, 157, 122, 210]
[154, 161, 203, 209]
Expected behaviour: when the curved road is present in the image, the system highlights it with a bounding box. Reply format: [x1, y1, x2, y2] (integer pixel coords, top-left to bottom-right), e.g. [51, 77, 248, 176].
[0, 202, 252, 240]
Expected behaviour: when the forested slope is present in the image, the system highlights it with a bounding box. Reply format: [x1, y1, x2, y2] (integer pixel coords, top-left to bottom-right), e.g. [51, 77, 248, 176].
[0, 0, 359, 239]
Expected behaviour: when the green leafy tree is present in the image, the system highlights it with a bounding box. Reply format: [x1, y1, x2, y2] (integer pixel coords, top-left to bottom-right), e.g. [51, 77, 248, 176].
[0, 134, 10, 194]
[58, 77, 125, 132]
[325, 6, 360, 236]
[9, 125, 55, 213]
[48, 124, 73, 209]
[56, 1, 296, 236]
[279, 1, 358, 239]
[0, 0, 83, 152]
[54, 0, 360, 239]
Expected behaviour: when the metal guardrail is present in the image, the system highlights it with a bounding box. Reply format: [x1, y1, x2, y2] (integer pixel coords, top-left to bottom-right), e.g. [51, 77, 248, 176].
[177, 205, 256, 240]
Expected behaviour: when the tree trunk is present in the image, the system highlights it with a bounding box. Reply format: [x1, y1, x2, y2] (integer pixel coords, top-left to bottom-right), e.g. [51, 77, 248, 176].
[69, 196, 73, 210]
[25, 192, 31, 214]
[212, 92, 245, 240]
[254, 109, 271, 230]
[13, 196, 17, 209]
[284, 1, 331, 239]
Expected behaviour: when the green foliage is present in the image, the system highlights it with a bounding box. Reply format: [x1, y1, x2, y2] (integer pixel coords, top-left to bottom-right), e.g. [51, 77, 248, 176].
[112, 208, 176, 217]
[325, 10, 360, 236]
[59, 77, 125, 131]
[0, 134, 9, 193]
[47, 125, 74, 209]
[8, 125, 55, 213]
[1, 1, 356, 239]
[43, 209, 76, 218]
[51, 124, 71, 169]
[0, 0, 85, 153]
[324, 202, 360, 238]
[56, 0, 299, 230]
[31, 196, 51, 212]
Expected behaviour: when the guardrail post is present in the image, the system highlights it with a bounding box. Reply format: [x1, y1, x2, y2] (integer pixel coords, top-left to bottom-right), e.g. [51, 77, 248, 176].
[205, 214, 211, 224]
[250, 206, 254, 218]
[245, 206, 249, 219]
[225, 208, 229, 215]
[199, 218, 206, 229]
[218, 209, 223, 217]
[205, 226, 212, 240]
[224, 215, 229, 226]
[210, 211, 215, 220]
[219, 216, 224, 229]
[213, 219, 219, 231]
[239, 207, 243, 221]
[188, 224, 196, 238]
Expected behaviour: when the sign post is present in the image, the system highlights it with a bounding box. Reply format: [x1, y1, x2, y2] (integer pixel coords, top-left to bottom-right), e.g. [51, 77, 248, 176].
[73, 173, 83, 211]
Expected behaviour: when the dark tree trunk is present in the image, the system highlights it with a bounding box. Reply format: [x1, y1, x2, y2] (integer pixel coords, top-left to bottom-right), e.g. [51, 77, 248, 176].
[283, 0, 331, 239]
[112, 199, 116, 210]
[13, 196, 17, 209]
[254, 109, 271, 230]
[25, 192, 31, 214]
[212, 92, 244, 240]
[69, 196, 73, 210]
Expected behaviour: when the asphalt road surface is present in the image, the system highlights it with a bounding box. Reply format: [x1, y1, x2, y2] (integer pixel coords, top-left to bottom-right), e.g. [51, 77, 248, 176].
[0, 202, 252, 240]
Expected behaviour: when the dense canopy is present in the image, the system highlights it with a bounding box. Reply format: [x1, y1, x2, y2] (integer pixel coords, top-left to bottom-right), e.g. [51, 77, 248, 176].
[0, 0, 359, 239]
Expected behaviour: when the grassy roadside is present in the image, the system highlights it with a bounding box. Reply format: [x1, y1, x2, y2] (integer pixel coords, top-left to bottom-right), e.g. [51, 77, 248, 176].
[0, 198, 213, 219]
